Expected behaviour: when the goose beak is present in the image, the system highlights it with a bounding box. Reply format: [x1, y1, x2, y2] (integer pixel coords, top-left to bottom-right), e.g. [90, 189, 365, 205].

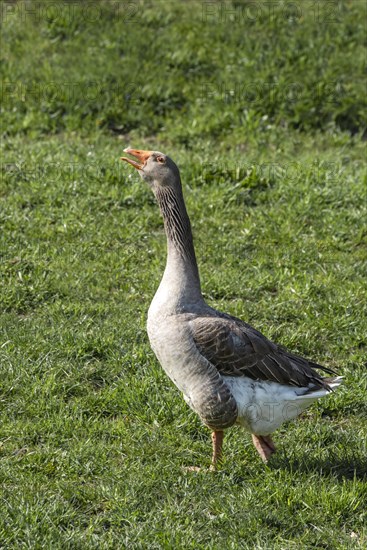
[120, 148, 153, 170]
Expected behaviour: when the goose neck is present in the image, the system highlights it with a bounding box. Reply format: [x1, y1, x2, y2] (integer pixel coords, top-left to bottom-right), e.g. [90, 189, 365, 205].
[155, 185, 202, 303]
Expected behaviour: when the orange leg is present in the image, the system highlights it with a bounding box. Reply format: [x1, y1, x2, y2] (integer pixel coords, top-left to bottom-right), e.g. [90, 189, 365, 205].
[252, 434, 276, 463]
[210, 430, 224, 470]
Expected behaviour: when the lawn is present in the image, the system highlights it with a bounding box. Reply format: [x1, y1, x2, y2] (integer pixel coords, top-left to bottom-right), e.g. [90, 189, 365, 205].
[0, 1, 366, 548]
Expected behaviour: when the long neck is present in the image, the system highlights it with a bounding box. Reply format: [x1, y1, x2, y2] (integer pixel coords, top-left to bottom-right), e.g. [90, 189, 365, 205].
[155, 185, 203, 305]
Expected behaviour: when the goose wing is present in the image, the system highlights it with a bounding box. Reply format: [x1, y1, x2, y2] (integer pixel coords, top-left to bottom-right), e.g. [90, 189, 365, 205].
[190, 314, 336, 390]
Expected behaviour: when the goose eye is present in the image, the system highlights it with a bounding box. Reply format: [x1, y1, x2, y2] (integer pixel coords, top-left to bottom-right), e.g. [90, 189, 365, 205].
[156, 156, 165, 164]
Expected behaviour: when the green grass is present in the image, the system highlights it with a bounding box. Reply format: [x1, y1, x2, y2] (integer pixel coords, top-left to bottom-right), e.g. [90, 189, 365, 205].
[1, 1, 366, 548]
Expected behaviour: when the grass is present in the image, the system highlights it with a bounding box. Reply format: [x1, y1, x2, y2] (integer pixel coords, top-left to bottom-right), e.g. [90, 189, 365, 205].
[1, 1, 366, 548]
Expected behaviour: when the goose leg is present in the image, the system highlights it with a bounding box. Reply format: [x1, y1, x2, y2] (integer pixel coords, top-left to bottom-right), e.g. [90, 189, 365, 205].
[210, 430, 224, 470]
[252, 434, 276, 463]
[183, 430, 224, 472]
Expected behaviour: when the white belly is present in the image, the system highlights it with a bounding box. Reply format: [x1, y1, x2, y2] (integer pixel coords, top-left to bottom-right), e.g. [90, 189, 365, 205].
[223, 377, 331, 435]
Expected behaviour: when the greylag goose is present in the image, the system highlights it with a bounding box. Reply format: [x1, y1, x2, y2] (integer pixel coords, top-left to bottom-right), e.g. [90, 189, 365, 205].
[121, 148, 342, 469]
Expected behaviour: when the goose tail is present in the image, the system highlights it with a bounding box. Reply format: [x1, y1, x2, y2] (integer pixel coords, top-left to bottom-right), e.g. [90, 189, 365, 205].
[297, 376, 343, 400]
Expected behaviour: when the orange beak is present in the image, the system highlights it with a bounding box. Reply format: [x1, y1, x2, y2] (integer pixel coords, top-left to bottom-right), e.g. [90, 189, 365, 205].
[120, 148, 153, 170]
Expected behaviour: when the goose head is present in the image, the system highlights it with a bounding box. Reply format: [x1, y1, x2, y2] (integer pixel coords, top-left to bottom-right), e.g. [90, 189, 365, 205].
[121, 148, 181, 191]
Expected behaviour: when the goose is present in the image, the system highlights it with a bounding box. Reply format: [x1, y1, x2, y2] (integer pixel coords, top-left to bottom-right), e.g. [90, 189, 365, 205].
[121, 148, 342, 469]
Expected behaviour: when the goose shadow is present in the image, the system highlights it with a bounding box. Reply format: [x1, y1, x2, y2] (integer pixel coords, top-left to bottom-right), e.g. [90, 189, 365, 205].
[270, 450, 367, 481]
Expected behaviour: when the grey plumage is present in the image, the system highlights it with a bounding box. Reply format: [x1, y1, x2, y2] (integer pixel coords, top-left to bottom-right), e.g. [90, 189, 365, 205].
[121, 148, 342, 467]
[191, 314, 337, 391]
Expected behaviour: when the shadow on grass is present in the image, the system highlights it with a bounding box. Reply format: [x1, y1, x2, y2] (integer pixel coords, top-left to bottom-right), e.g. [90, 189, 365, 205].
[271, 450, 367, 481]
